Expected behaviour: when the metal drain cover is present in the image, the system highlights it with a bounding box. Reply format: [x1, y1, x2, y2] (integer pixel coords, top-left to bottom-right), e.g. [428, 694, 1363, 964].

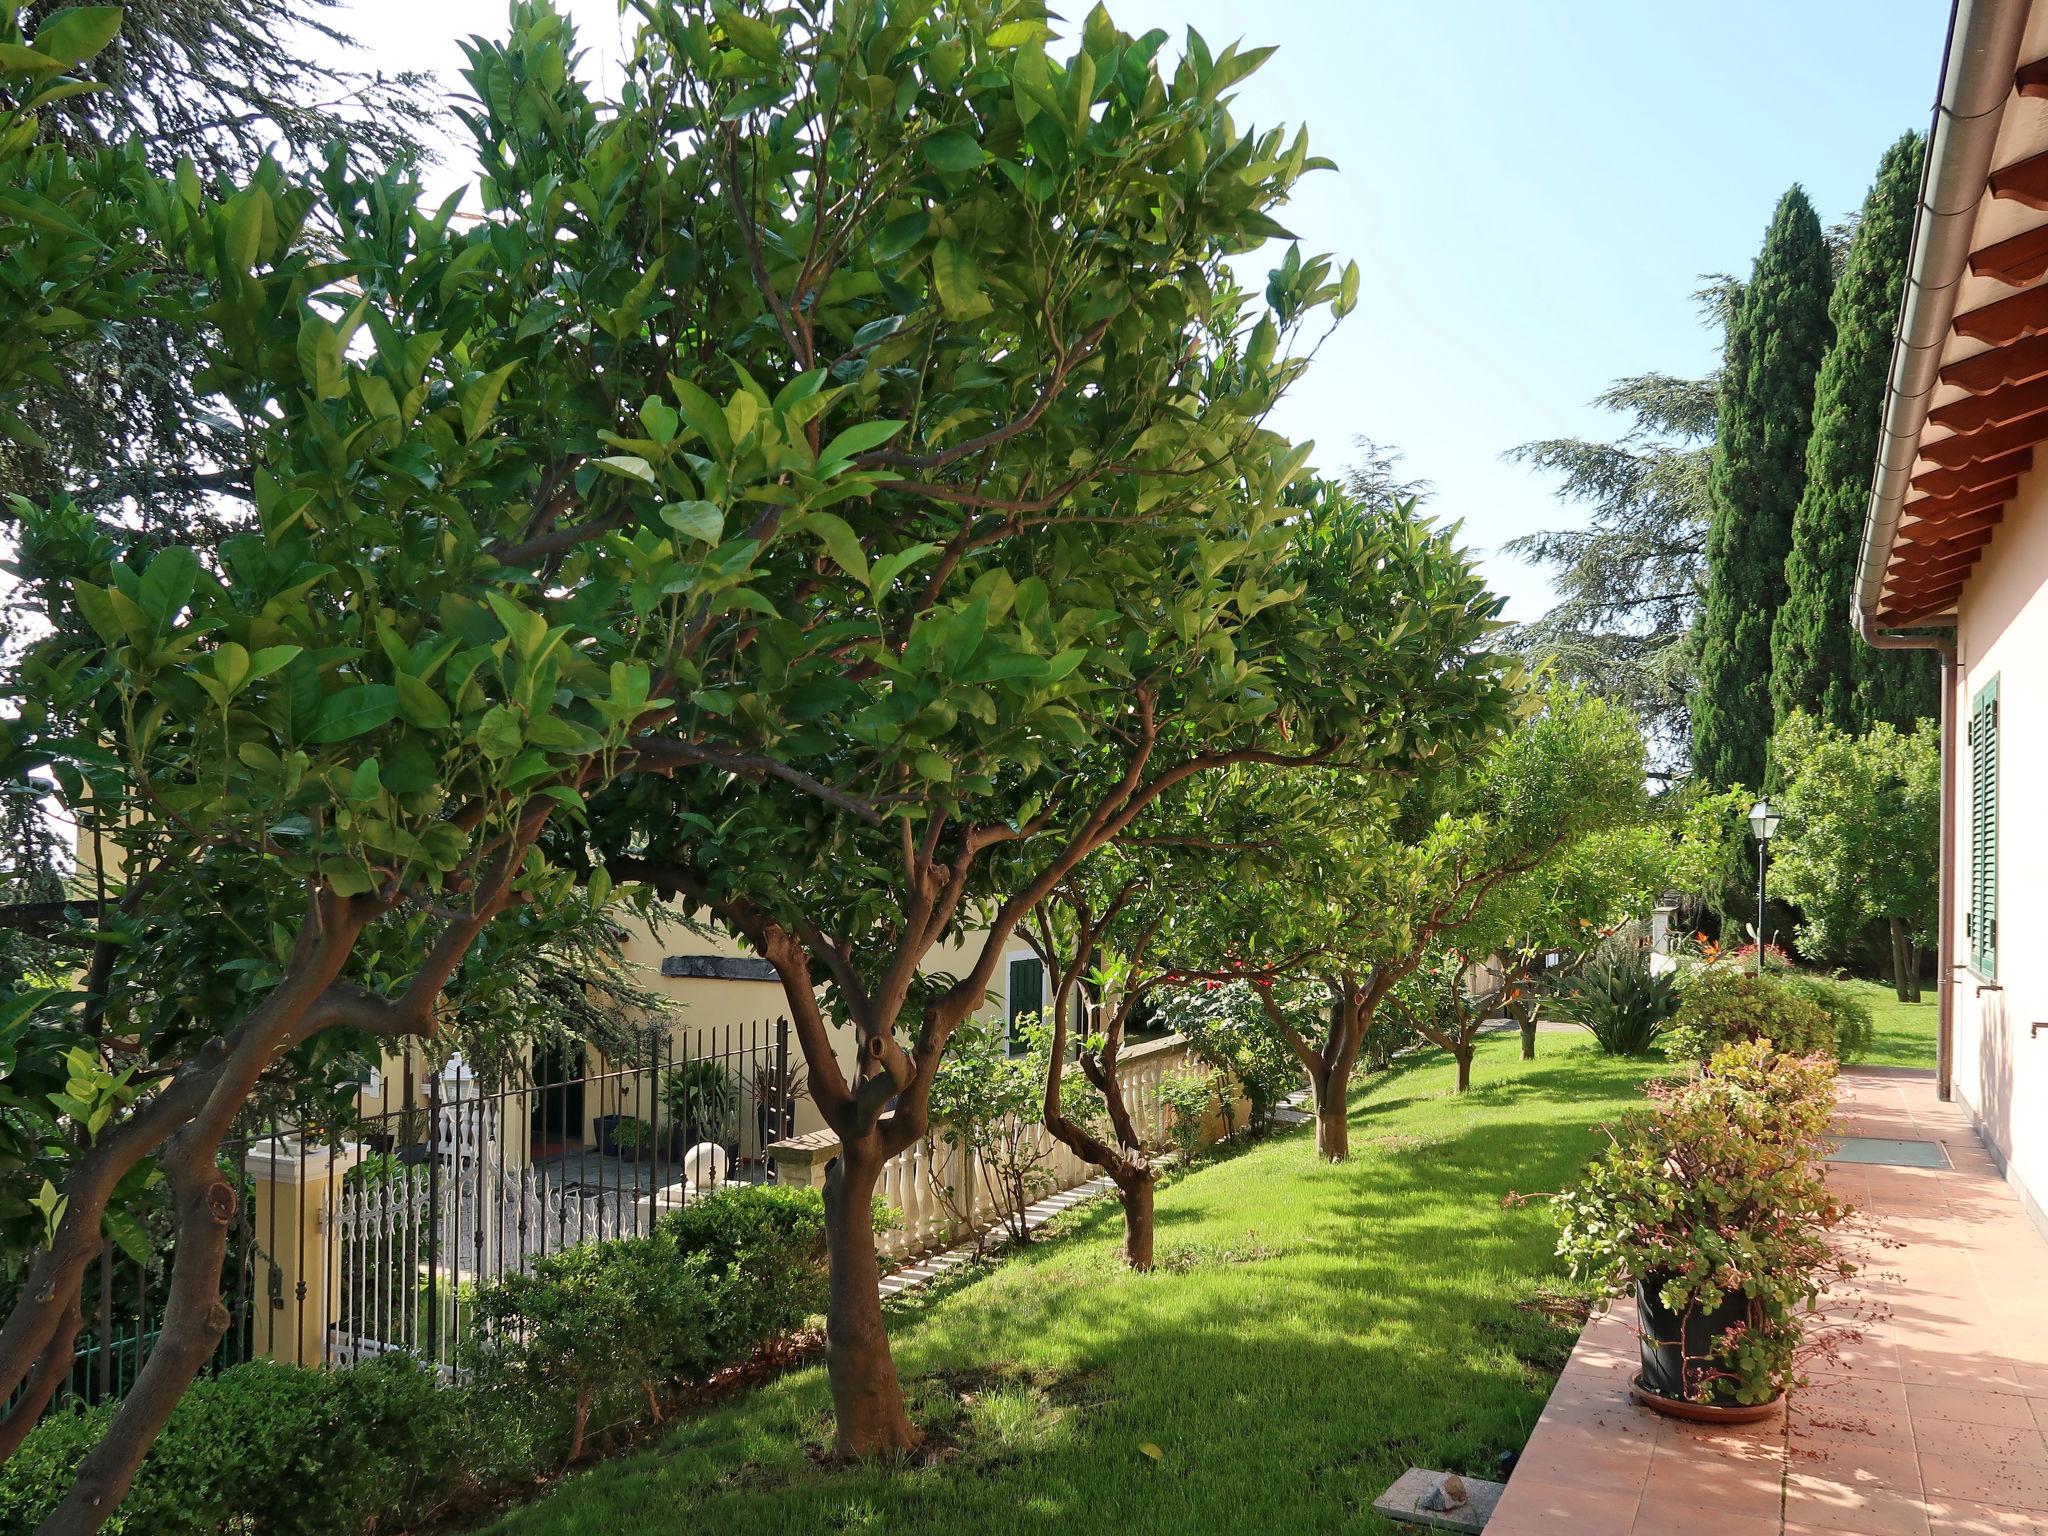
[1826, 1136, 1951, 1168]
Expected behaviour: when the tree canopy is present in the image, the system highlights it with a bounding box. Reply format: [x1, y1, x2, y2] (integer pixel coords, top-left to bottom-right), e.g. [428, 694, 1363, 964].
[1691, 185, 1833, 791]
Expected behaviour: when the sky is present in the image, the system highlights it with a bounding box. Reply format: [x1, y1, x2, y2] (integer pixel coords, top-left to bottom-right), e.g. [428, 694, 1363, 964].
[331, 0, 1952, 619]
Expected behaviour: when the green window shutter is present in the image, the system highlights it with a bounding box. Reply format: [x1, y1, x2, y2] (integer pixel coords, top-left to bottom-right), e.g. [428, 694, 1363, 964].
[1970, 675, 2000, 978]
[1006, 956, 1044, 1051]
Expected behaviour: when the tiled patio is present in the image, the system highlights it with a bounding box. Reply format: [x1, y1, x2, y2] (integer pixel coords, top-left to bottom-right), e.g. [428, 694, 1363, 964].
[1486, 1068, 2048, 1536]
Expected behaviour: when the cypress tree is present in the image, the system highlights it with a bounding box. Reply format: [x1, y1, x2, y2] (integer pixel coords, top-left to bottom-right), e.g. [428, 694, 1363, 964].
[1772, 134, 1932, 734]
[1692, 186, 1834, 789]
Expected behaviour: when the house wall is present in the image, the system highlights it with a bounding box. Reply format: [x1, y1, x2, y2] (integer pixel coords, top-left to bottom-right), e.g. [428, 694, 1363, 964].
[1952, 460, 2048, 1241]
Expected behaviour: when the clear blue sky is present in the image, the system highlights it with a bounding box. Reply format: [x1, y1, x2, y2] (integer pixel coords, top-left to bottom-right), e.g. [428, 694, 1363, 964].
[341, 0, 1951, 618]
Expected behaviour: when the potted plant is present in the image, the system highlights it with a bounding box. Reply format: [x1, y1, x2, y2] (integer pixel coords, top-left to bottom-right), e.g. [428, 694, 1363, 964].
[1548, 1040, 1856, 1419]
[600, 1114, 655, 1162]
[660, 1060, 737, 1155]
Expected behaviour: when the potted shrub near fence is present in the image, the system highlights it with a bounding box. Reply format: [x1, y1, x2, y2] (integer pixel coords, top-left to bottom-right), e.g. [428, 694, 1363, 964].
[1550, 1040, 1856, 1419]
[661, 1060, 738, 1158]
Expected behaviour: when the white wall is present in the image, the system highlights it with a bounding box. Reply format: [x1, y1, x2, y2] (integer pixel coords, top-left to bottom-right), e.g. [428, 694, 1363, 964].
[1953, 458, 2048, 1238]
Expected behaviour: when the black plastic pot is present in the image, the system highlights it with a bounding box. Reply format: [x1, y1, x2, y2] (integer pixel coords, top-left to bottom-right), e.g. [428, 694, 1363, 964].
[1635, 1273, 1765, 1406]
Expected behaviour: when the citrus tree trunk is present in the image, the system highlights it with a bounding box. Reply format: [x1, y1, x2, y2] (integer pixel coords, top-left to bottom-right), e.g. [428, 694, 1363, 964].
[821, 1139, 918, 1457]
[1310, 1059, 1351, 1161]
[1518, 1013, 1538, 1061]
[1453, 1042, 1474, 1093]
[1887, 916, 1920, 1003]
[1116, 1174, 1155, 1270]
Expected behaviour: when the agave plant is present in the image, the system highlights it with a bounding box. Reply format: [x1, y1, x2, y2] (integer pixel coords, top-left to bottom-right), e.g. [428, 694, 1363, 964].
[1552, 948, 1678, 1055]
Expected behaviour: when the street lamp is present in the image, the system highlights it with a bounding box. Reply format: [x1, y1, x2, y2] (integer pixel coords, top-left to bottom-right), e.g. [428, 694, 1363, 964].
[1748, 798, 1781, 975]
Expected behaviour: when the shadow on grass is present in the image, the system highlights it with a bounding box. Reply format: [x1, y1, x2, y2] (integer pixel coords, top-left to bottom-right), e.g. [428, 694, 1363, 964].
[482, 1038, 1657, 1536]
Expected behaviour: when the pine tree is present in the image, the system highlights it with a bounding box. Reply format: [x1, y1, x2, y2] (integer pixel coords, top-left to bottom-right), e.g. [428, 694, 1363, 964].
[1771, 135, 1931, 734]
[1692, 186, 1835, 790]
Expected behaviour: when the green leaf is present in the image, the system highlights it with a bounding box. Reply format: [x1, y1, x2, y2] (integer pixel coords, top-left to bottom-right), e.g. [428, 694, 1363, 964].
[806, 512, 869, 583]
[297, 312, 346, 400]
[931, 239, 992, 320]
[914, 751, 954, 783]
[459, 360, 519, 441]
[476, 705, 524, 759]
[308, 685, 398, 744]
[660, 501, 724, 544]
[30, 6, 122, 67]
[394, 673, 451, 731]
[921, 129, 986, 174]
[817, 419, 905, 471]
[595, 455, 657, 485]
[138, 548, 198, 635]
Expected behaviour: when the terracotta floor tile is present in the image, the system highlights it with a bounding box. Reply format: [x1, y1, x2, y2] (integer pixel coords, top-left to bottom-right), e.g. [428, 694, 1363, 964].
[1783, 1472, 1933, 1535]
[1924, 1494, 2048, 1533]
[1791, 1435, 1925, 1492]
[1911, 1415, 2048, 1464]
[1488, 1477, 1644, 1535]
[1909, 1384, 2042, 1429]
[1920, 1450, 2048, 1511]
[1640, 1451, 1784, 1519]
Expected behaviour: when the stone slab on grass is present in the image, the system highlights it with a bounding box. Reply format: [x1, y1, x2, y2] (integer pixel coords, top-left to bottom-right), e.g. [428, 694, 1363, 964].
[1371, 1468, 1505, 1532]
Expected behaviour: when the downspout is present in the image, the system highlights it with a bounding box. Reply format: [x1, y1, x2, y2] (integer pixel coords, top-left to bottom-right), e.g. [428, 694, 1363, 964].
[1852, 0, 2027, 1102]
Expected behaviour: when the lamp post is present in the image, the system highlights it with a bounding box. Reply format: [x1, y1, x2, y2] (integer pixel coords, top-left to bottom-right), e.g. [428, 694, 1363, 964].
[1748, 797, 1781, 975]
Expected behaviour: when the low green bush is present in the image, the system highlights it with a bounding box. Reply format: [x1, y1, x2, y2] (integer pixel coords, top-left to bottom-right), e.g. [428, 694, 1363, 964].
[0, 1355, 497, 1536]
[465, 1236, 712, 1464]
[1550, 948, 1678, 1055]
[1775, 972, 1875, 1063]
[657, 1183, 830, 1356]
[1665, 966, 1834, 1064]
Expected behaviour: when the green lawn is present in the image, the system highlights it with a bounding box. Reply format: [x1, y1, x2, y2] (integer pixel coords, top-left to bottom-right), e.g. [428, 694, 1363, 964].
[483, 1037, 1661, 1536]
[1844, 976, 1938, 1068]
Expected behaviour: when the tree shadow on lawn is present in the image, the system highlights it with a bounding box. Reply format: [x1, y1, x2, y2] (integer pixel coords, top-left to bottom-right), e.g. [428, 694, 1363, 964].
[483, 1040, 1653, 1536]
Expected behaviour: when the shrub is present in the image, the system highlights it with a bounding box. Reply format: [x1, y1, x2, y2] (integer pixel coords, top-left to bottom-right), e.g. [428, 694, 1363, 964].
[1156, 1067, 1222, 1168]
[1550, 948, 1679, 1055]
[464, 1236, 712, 1464]
[1159, 981, 1306, 1133]
[1776, 972, 1875, 1063]
[926, 1015, 1067, 1246]
[656, 1183, 829, 1353]
[1549, 1041, 1856, 1406]
[0, 1356, 490, 1536]
[1665, 966, 1834, 1064]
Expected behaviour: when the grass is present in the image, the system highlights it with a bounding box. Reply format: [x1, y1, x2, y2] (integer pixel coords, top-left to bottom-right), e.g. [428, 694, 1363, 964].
[482, 1036, 1662, 1536]
[1840, 975, 1937, 1069]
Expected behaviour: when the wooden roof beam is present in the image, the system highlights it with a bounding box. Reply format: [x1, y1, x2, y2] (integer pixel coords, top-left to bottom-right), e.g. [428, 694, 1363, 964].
[1940, 332, 2048, 394]
[1901, 480, 2018, 521]
[1899, 510, 2003, 546]
[1919, 413, 2048, 469]
[1970, 222, 2048, 287]
[1991, 146, 2048, 210]
[1912, 447, 2033, 497]
[1929, 377, 2048, 435]
[1953, 281, 2048, 347]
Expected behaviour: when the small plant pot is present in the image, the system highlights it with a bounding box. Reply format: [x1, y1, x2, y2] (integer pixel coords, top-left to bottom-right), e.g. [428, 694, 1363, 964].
[1634, 1274, 1782, 1416]
[591, 1114, 622, 1156]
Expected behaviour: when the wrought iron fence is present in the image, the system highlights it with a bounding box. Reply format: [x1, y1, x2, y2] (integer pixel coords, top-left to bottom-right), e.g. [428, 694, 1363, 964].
[4, 1017, 792, 1416]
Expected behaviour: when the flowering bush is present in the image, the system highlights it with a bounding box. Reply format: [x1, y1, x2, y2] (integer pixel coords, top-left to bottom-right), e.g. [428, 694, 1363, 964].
[1664, 967, 1834, 1064]
[1549, 1042, 1856, 1404]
